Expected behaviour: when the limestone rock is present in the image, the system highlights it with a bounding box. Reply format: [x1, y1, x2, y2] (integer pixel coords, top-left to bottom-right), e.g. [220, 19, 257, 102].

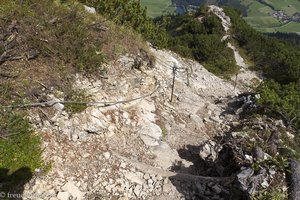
[83, 5, 96, 14]
[103, 152, 111, 159]
[152, 142, 181, 170]
[62, 181, 85, 200]
[57, 192, 70, 200]
[125, 172, 144, 185]
[139, 122, 162, 147]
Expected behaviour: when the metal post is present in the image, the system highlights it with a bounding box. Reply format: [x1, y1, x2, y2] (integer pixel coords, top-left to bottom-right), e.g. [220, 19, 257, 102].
[233, 73, 238, 91]
[170, 65, 177, 103]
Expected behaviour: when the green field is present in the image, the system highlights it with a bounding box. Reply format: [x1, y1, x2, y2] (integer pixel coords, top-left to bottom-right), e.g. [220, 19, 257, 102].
[140, 0, 175, 18]
[239, 0, 300, 32]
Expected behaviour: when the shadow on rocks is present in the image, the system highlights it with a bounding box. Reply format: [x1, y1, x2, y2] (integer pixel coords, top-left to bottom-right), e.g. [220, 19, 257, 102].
[169, 144, 249, 200]
[0, 167, 33, 199]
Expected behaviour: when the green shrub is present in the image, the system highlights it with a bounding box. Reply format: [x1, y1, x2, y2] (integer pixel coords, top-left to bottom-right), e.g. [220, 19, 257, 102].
[156, 9, 238, 76]
[0, 111, 47, 191]
[258, 80, 300, 130]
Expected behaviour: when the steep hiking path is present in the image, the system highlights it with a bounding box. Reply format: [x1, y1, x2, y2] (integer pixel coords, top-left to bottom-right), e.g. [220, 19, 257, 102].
[22, 47, 245, 200]
[20, 6, 263, 200]
[208, 5, 263, 90]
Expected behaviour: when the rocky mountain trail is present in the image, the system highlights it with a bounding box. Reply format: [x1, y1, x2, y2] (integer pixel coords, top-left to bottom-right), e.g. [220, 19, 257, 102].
[208, 5, 263, 91]
[1, 2, 298, 200]
[21, 41, 263, 199]
[20, 5, 267, 200]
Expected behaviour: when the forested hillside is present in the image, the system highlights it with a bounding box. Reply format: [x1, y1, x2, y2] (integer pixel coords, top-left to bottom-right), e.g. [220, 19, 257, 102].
[142, 0, 300, 32]
[225, 7, 300, 133]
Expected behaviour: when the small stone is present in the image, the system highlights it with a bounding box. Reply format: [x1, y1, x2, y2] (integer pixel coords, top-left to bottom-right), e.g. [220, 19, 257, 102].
[143, 174, 150, 180]
[207, 182, 214, 188]
[163, 178, 169, 185]
[102, 181, 108, 187]
[274, 120, 285, 127]
[212, 195, 221, 200]
[231, 132, 245, 138]
[151, 174, 157, 182]
[156, 175, 163, 181]
[148, 179, 154, 185]
[195, 183, 205, 194]
[120, 162, 127, 168]
[148, 184, 154, 192]
[261, 179, 269, 188]
[48, 189, 56, 197]
[204, 190, 212, 196]
[155, 188, 161, 196]
[286, 131, 295, 139]
[53, 103, 64, 111]
[245, 154, 253, 163]
[125, 172, 144, 185]
[118, 197, 129, 200]
[134, 185, 142, 197]
[62, 181, 85, 200]
[34, 168, 41, 173]
[252, 146, 264, 162]
[82, 153, 90, 158]
[139, 122, 162, 147]
[212, 185, 222, 194]
[83, 5, 96, 14]
[103, 152, 111, 159]
[163, 183, 173, 193]
[123, 112, 129, 119]
[78, 132, 88, 141]
[71, 134, 78, 142]
[209, 116, 222, 123]
[105, 185, 113, 192]
[269, 168, 276, 176]
[57, 192, 70, 200]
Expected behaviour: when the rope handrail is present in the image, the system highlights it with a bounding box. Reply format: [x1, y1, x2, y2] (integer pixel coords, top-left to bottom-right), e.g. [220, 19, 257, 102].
[1, 83, 161, 109]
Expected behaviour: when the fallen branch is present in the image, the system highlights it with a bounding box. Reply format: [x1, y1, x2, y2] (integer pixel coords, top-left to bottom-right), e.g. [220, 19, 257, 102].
[0, 132, 19, 140]
[0, 72, 18, 78]
[113, 151, 234, 184]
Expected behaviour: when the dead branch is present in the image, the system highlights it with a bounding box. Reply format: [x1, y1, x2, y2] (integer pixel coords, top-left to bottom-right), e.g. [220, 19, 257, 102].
[0, 132, 19, 139]
[0, 72, 18, 78]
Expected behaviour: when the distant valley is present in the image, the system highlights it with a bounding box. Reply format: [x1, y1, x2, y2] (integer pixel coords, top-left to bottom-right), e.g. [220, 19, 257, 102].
[141, 0, 300, 33]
